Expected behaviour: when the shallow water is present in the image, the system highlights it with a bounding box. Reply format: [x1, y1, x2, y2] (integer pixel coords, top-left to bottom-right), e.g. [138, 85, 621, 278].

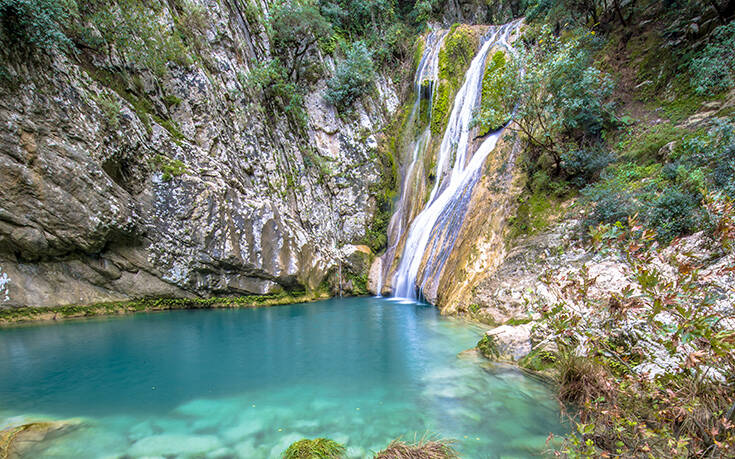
[0, 297, 566, 458]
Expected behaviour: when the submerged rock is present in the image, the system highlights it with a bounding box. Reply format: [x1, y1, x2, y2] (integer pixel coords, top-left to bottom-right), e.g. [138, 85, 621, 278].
[128, 434, 222, 457]
[0, 419, 82, 459]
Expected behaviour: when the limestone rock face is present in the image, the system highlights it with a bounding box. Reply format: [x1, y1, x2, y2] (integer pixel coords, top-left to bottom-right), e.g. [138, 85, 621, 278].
[0, 1, 395, 308]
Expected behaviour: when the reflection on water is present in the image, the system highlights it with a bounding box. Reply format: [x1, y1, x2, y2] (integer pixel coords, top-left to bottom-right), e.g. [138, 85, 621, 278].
[0, 297, 566, 458]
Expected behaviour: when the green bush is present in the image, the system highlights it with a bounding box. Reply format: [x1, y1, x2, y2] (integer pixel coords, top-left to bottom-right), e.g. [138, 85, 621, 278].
[282, 438, 345, 459]
[582, 185, 637, 228]
[0, 0, 69, 54]
[324, 40, 375, 111]
[561, 148, 615, 187]
[676, 118, 735, 198]
[689, 21, 735, 95]
[75, 0, 192, 78]
[648, 187, 701, 243]
[318, 0, 394, 38]
[245, 58, 307, 128]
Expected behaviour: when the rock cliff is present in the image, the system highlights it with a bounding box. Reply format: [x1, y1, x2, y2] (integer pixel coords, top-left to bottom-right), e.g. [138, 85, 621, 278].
[0, 0, 398, 307]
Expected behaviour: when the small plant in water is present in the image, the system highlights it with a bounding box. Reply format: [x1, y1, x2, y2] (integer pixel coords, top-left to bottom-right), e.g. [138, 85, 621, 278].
[283, 438, 345, 459]
[373, 436, 459, 459]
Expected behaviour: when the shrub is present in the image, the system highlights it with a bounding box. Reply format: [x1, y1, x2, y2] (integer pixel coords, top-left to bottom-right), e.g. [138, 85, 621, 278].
[677, 118, 735, 198]
[245, 58, 307, 128]
[75, 0, 191, 78]
[374, 437, 459, 459]
[318, 0, 395, 38]
[511, 26, 615, 188]
[648, 187, 701, 243]
[561, 148, 615, 187]
[325, 41, 375, 111]
[689, 21, 735, 95]
[0, 0, 69, 55]
[582, 185, 637, 228]
[283, 438, 345, 459]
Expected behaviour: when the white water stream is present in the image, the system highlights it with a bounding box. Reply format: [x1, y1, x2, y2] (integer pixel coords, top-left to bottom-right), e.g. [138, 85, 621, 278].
[392, 22, 520, 300]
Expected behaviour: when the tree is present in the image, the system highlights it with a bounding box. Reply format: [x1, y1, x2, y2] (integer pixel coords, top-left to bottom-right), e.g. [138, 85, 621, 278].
[270, 1, 332, 82]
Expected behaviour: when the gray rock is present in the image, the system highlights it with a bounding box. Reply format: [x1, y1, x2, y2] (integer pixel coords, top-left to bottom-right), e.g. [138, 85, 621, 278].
[0, 1, 399, 308]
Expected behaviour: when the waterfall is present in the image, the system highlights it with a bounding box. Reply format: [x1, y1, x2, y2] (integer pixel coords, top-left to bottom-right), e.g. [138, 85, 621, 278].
[375, 29, 447, 296]
[391, 21, 520, 301]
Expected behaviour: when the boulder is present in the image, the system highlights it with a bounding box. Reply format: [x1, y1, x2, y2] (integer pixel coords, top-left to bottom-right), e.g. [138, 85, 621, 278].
[480, 323, 533, 361]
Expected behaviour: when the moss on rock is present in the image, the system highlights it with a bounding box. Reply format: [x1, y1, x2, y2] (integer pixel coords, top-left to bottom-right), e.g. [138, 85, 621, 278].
[431, 24, 479, 136]
[0, 291, 329, 326]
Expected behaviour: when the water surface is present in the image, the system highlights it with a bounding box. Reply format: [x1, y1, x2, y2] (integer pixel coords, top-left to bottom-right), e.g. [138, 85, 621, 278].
[0, 297, 566, 458]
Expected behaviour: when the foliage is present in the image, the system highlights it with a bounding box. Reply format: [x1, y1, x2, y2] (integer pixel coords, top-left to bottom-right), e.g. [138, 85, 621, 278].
[245, 59, 307, 128]
[373, 436, 459, 459]
[648, 187, 701, 243]
[283, 438, 345, 459]
[476, 335, 499, 359]
[174, 0, 209, 54]
[325, 41, 375, 111]
[0, 0, 69, 55]
[152, 155, 187, 181]
[509, 26, 615, 200]
[581, 183, 638, 229]
[93, 92, 122, 129]
[561, 147, 615, 188]
[73, 0, 192, 78]
[674, 118, 735, 199]
[538, 201, 735, 457]
[270, 1, 332, 82]
[689, 21, 735, 95]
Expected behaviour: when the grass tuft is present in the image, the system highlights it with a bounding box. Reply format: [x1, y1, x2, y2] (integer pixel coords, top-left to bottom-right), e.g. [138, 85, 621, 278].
[283, 438, 345, 459]
[373, 436, 459, 459]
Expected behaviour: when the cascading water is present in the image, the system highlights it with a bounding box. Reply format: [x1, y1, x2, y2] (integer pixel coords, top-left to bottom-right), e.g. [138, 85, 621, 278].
[391, 21, 521, 301]
[375, 29, 447, 296]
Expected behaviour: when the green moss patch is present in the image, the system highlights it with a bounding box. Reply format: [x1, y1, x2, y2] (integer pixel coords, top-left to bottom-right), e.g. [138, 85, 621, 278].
[0, 292, 329, 326]
[476, 334, 499, 359]
[431, 24, 479, 136]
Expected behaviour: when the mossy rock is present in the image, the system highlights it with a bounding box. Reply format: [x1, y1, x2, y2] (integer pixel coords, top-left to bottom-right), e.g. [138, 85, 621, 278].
[476, 49, 514, 136]
[518, 347, 558, 373]
[282, 438, 345, 459]
[437, 24, 479, 87]
[431, 24, 480, 136]
[476, 334, 500, 359]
